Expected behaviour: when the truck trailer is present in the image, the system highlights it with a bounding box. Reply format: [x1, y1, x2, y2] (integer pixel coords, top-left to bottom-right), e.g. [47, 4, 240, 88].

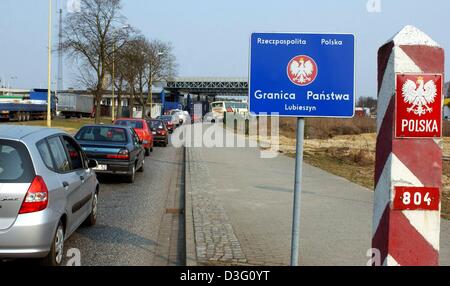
[0, 89, 56, 121]
[57, 93, 94, 118]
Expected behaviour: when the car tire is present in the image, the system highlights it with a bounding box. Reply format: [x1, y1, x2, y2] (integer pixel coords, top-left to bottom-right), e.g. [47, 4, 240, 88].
[126, 165, 136, 183]
[145, 148, 150, 157]
[84, 191, 98, 227]
[41, 221, 64, 266]
[138, 160, 144, 172]
[150, 147, 153, 153]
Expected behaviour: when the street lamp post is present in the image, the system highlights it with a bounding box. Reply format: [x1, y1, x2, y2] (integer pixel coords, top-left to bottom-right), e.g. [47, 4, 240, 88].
[111, 25, 131, 121]
[47, 0, 53, 127]
[148, 52, 164, 119]
[112, 43, 115, 122]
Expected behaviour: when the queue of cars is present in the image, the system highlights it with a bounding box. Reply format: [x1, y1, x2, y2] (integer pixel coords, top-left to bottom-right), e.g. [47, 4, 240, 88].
[0, 112, 185, 265]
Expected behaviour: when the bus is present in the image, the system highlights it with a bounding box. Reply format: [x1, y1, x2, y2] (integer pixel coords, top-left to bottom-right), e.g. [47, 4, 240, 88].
[210, 101, 248, 121]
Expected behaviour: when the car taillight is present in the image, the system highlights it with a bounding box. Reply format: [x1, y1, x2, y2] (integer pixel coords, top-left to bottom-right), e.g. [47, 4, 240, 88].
[158, 130, 166, 135]
[107, 149, 129, 160]
[19, 176, 49, 214]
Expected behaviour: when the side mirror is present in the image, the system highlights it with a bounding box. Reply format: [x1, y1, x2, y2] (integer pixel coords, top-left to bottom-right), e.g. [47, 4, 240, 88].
[88, 159, 98, 169]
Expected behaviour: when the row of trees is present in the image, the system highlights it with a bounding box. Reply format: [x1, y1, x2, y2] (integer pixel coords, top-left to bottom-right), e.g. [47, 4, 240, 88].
[63, 0, 177, 123]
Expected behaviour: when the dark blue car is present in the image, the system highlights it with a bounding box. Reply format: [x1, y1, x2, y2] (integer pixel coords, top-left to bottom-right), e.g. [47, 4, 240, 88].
[75, 125, 145, 183]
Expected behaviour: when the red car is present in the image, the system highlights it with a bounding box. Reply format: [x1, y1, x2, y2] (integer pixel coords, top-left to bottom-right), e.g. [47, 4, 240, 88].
[191, 114, 202, 123]
[114, 118, 153, 156]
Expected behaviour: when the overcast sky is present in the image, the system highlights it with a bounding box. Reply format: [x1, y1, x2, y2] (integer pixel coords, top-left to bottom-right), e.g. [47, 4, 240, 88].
[0, 0, 448, 98]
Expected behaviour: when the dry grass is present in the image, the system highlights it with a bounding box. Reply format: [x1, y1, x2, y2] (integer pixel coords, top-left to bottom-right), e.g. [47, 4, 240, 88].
[277, 117, 377, 140]
[3, 117, 111, 134]
[444, 121, 450, 137]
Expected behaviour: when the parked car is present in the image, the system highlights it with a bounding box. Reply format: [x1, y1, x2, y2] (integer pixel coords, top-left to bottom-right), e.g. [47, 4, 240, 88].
[0, 126, 99, 266]
[169, 109, 190, 126]
[147, 119, 169, 147]
[113, 118, 153, 156]
[158, 115, 176, 133]
[75, 125, 145, 183]
[203, 112, 215, 123]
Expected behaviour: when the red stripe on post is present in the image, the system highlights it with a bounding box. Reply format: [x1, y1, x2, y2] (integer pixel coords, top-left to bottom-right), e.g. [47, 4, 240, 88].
[389, 211, 439, 266]
[372, 205, 390, 265]
[400, 46, 445, 74]
[392, 140, 442, 187]
[374, 96, 395, 186]
[378, 42, 395, 93]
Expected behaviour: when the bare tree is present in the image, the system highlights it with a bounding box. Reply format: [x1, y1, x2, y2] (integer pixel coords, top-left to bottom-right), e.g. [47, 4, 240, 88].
[63, 0, 129, 123]
[357, 96, 377, 109]
[144, 40, 177, 118]
[115, 36, 148, 117]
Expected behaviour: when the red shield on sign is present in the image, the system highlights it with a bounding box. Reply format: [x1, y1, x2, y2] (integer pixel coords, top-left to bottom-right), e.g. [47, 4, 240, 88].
[287, 55, 318, 86]
[395, 74, 442, 138]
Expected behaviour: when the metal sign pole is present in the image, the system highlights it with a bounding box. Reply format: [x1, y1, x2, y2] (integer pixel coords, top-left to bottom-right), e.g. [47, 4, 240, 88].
[291, 117, 305, 266]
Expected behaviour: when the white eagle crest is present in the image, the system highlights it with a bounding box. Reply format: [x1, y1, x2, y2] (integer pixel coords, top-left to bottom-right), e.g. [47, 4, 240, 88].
[289, 57, 314, 84]
[402, 76, 437, 116]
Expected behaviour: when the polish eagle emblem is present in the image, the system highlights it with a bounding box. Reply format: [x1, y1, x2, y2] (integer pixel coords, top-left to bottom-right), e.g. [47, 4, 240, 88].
[287, 55, 317, 86]
[401, 76, 437, 116]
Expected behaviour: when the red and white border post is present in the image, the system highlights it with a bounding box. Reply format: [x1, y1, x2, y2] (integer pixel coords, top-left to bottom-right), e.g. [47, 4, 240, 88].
[373, 25, 444, 266]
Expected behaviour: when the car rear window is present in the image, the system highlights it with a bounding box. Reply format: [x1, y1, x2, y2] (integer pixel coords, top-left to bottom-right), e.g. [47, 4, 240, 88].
[0, 140, 34, 183]
[76, 126, 128, 143]
[159, 116, 172, 121]
[149, 120, 164, 129]
[115, 120, 144, 129]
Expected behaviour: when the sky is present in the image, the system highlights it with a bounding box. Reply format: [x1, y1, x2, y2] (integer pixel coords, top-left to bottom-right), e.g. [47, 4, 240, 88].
[0, 0, 449, 98]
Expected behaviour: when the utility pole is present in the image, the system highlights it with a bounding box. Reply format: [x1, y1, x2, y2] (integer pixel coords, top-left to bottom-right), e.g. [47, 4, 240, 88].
[47, 0, 52, 127]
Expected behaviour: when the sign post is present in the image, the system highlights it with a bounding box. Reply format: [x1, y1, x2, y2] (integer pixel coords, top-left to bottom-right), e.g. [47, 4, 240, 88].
[291, 117, 305, 266]
[249, 32, 355, 265]
[373, 26, 444, 266]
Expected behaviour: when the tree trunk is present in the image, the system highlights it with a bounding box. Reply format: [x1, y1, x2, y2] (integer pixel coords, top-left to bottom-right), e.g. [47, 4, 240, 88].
[117, 90, 122, 119]
[146, 75, 153, 119]
[129, 86, 135, 118]
[95, 95, 102, 124]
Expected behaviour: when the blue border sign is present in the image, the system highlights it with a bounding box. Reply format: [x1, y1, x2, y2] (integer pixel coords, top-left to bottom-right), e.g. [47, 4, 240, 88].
[249, 33, 355, 117]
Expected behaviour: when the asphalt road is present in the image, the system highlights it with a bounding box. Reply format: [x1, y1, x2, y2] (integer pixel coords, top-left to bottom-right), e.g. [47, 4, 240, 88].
[58, 143, 184, 266]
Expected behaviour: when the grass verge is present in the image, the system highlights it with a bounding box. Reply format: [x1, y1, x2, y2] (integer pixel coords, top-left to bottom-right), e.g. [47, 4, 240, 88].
[4, 117, 111, 134]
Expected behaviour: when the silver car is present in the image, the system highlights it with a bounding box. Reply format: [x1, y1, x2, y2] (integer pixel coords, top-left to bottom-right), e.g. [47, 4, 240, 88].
[0, 126, 99, 265]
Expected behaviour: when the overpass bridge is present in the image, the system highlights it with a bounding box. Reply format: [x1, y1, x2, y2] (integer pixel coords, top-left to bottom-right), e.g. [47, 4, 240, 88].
[164, 77, 249, 97]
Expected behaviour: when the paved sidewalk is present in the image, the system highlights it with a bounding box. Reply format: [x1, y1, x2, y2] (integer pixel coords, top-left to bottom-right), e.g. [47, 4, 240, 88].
[185, 126, 450, 266]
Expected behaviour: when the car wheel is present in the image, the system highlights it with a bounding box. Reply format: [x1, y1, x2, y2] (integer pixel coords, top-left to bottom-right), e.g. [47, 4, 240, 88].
[138, 160, 145, 172]
[145, 148, 150, 157]
[150, 147, 154, 153]
[41, 221, 64, 266]
[126, 165, 136, 183]
[84, 191, 98, 226]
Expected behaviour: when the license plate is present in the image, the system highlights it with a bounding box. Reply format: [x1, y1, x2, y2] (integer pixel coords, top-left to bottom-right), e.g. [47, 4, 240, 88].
[93, 164, 107, 171]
